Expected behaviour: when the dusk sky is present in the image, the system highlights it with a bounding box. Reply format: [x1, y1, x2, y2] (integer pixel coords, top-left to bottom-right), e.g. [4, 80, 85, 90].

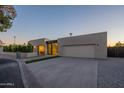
[0, 5, 124, 46]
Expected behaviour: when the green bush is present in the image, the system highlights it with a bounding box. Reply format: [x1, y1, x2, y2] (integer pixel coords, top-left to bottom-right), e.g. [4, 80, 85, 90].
[3, 44, 33, 52]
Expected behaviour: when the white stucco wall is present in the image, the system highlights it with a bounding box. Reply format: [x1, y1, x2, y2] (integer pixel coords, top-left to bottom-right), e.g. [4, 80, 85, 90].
[0, 52, 38, 59]
[0, 48, 3, 53]
[58, 32, 107, 59]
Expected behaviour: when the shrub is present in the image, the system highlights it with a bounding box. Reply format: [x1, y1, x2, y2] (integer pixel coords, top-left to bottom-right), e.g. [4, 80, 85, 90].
[3, 44, 33, 52]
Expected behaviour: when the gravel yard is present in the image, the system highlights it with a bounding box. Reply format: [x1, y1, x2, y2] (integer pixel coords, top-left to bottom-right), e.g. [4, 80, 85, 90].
[97, 58, 124, 88]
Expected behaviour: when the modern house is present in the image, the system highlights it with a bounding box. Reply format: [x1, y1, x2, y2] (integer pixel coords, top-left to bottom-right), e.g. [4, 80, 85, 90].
[28, 32, 107, 59]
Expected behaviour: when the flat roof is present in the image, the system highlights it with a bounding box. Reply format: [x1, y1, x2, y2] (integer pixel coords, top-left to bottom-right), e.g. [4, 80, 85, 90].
[46, 40, 57, 44]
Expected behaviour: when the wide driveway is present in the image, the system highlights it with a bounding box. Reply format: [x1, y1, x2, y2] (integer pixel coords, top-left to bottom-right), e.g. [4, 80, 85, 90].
[26, 57, 98, 88]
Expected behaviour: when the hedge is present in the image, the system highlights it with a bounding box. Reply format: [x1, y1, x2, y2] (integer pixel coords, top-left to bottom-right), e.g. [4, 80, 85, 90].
[3, 44, 33, 53]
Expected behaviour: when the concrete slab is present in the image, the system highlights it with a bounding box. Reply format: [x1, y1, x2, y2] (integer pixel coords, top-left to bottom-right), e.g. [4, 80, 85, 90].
[26, 57, 98, 88]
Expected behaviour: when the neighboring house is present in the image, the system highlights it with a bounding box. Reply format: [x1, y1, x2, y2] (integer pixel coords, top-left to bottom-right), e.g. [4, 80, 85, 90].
[28, 32, 107, 59]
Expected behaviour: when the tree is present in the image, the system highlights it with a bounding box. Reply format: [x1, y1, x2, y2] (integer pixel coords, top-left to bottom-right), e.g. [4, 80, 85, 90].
[0, 5, 17, 32]
[115, 41, 124, 47]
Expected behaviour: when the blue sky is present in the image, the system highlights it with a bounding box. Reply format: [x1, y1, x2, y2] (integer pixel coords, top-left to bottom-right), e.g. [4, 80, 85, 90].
[0, 5, 124, 46]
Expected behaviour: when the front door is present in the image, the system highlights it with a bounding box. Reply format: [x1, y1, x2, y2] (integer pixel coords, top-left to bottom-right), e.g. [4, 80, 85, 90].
[47, 43, 58, 55]
[38, 45, 45, 55]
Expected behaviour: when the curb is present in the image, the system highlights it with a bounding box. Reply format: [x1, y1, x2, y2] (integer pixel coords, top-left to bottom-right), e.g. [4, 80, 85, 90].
[16, 59, 29, 88]
[16, 59, 42, 88]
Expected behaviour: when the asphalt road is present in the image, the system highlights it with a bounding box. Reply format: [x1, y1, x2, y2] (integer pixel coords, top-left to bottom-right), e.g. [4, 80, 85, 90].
[0, 59, 24, 88]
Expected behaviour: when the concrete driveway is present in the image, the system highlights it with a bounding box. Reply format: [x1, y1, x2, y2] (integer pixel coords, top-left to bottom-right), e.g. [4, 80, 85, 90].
[26, 57, 98, 88]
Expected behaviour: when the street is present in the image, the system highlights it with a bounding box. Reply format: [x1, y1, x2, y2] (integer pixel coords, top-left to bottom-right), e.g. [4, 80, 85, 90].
[0, 59, 24, 88]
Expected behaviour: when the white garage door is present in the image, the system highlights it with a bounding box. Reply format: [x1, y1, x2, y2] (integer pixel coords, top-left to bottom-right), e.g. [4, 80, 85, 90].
[62, 45, 95, 58]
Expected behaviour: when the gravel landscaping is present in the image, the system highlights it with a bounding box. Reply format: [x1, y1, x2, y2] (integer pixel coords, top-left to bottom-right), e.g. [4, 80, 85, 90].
[97, 58, 124, 88]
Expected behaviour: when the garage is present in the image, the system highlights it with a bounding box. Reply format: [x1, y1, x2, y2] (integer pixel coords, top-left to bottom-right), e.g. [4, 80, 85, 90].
[62, 45, 95, 58]
[58, 32, 107, 59]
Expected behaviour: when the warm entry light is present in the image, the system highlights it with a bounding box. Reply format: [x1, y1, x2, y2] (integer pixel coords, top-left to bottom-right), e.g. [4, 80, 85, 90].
[38, 45, 45, 55]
